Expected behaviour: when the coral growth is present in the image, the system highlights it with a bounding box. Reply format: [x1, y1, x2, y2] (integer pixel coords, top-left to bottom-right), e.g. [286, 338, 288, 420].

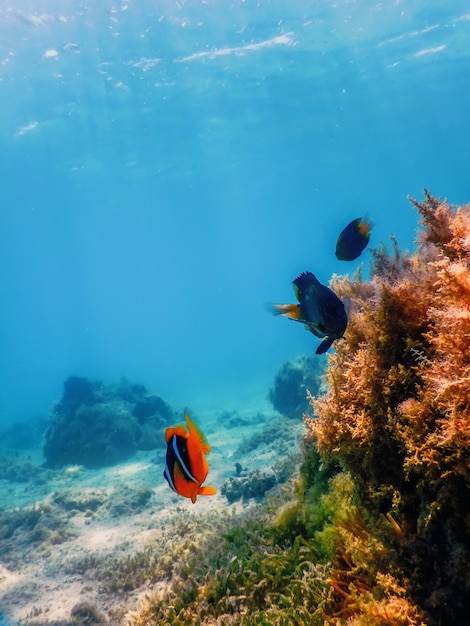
[307, 191, 470, 624]
[43, 377, 173, 468]
[269, 355, 326, 419]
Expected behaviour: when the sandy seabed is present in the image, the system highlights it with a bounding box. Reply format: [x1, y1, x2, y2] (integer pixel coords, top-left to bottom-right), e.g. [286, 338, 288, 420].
[0, 394, 303, 624]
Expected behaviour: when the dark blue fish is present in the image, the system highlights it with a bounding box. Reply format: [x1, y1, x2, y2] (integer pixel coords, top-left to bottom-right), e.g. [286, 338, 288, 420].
[336, 216, 373, 261]
[269, 271, 348, 354]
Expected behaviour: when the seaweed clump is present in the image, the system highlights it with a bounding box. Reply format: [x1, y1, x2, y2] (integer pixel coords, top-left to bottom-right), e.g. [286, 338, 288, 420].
[307, 191, 470, 624]
[129, 447, 421, 625]
[43, 377, 173, 468]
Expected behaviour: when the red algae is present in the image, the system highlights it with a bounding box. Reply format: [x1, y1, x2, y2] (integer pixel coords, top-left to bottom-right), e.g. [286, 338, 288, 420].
[308, 191, 470, 624]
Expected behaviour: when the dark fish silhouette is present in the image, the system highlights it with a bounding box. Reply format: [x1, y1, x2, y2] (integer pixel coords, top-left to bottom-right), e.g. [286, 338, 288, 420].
[269, 271, 347, 354]
[336, 216, 373, 261]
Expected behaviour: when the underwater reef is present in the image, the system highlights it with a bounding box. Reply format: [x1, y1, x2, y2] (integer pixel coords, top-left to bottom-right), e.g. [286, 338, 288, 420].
[269, 355, 326, 419]
[5, 193, 469, 625]
[128, 192, 469, 626]
[43, 376, 173, 468]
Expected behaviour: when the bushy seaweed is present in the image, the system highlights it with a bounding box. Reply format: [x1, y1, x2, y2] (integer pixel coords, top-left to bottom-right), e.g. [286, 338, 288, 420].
[129, 501, 335, 625]
[308, 191, 470, 624]
[129, 464, 423, 625]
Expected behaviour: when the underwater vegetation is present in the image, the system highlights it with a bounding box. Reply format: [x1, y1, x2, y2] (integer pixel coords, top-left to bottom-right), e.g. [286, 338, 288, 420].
[0, 501, 76, 569]
[3, 193, 468, 624]
[43, 376, 173, 468]
[129, 449, 424, 625]
[308, 190, 470, 624]
[0, 454, 52, 484]
[128, 192, 468, 625]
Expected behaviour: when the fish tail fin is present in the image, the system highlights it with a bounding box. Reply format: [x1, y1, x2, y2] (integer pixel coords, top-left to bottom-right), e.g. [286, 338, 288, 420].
[199, 485, 217, 497]
[267, 303, 302, 320]
[190, 486, 216, 504]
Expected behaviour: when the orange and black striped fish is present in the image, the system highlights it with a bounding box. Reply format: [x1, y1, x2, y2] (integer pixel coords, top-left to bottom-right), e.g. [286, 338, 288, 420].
[163, 411, 216, 504]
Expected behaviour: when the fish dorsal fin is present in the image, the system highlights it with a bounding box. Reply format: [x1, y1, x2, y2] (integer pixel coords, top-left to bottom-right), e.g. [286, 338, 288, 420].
[185, 411, 211, 455]
[165, 424, 188, 443]
[293, 283, 301, 302]
[293, 271, 320, 296]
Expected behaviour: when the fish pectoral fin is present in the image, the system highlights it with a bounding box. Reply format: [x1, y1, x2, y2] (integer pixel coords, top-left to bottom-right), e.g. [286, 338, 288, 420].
[199, 485, 217, 497]
[316, 336, 335, 354]
[174, 459, 199, 486]
[305, 324, 326, 338]
[268, 303, 302, 320]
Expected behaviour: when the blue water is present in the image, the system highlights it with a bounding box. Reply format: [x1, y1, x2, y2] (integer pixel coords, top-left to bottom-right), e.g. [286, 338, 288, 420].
[1, 0, 469, 424]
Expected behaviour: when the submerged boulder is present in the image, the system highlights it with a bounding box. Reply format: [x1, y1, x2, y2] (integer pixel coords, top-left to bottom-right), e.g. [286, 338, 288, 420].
[221, 470, 277, 503]
[43, 376, 173, 468]
[268, 356, 326, 419]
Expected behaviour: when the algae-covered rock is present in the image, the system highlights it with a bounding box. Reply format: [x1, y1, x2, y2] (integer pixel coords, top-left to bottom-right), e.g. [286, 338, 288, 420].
[52, 488, 107, 513]
[105, 484, 153, 517]
[221, 470, 277, 503]
[43, 377, 173, 468]
[0, 454, 52, 484]
[269, 355, 325, 419]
